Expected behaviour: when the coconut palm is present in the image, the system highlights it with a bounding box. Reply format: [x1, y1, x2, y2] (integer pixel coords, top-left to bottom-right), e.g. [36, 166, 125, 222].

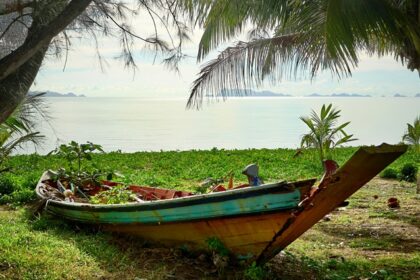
[299, 104, 357, 168]
[181, 0, 420, 108]
[402, 116, 420, 153]
[0, 94, 45, 173]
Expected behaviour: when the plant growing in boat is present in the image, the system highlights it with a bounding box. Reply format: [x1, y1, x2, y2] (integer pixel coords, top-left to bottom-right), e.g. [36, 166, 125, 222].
[90, 185, 137, 204]
[49, 141, 122, 197]
[298, 104, 357, 169]
[50, 141, 104, 173]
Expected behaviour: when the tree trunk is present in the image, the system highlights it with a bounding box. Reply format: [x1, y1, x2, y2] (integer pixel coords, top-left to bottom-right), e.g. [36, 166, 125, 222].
[417, 174, 420, 195]
[0, 0, 92, 123]
[0, 47, 48, 123]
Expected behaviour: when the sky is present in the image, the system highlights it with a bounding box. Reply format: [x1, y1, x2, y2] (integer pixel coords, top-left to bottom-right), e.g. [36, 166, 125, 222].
[30, 10, 420, 99]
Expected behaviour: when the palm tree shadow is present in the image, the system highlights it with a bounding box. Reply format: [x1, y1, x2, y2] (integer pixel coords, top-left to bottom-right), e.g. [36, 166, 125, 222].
[316, 221, 420, 254]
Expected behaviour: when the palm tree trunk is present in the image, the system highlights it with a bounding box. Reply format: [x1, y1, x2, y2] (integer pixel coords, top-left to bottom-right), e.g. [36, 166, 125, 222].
[416, 174, 420, 195]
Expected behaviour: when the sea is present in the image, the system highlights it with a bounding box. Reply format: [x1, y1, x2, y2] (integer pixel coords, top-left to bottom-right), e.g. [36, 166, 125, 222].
[20, 97, 420, 154]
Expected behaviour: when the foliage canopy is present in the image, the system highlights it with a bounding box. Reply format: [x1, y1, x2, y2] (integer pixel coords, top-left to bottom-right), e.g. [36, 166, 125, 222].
[182, 0, 420, 108]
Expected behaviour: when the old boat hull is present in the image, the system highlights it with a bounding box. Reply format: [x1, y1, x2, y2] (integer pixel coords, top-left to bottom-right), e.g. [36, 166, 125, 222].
[36, 144, 407, 263]
[103, 211, 293, 260]
[40, 180, 313, 224]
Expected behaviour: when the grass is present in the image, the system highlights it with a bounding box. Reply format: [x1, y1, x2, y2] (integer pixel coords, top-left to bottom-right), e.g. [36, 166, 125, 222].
[0, 147, 419, 279]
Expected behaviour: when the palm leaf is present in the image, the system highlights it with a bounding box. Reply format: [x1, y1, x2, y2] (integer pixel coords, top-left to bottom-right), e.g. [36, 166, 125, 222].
[186, 32, 348, 108]
[185, 0, 419, 106]
[0, 132, 44, 159]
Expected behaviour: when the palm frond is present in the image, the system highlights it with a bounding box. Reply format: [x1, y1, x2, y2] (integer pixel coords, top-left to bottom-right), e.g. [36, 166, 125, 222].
[0, 132, 44, 161]
[402, 116, 420, 146]
[299, 103, 356, 165]
[185, 0, 419, 106]
[187, 32, 351, 108]
[0, 92, 49, 134]
[185, 0, 291, 60]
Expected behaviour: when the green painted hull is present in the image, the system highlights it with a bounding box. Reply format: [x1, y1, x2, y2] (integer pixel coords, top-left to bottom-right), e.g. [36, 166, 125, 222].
[37, 174, 315, 225]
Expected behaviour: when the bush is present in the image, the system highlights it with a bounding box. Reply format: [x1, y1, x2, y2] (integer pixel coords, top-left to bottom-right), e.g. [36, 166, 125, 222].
[0, 177, 15, 197]
[380, 168, 398, 179]
[400, 163, 418, 182]
[0, 189, 36, 205]
[21, 175, 39, 190]
[244, 262, 267, 280]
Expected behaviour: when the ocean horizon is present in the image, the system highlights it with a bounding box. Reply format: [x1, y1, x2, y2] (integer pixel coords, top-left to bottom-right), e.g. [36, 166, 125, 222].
[20, 96, 420, 155]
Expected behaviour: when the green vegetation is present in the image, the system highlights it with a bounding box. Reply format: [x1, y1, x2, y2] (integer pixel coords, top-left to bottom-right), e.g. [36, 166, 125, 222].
[299, 104, 357, 167]
[380, 164, 418, 184]
[400, 163, 418, 183]
[1, 167, 419, 279]
[0, 147, 417, 207]
[244, 262, 267, 280]
[380, 168, 399, 180]
[50, 141, 104, 173]
[184, 1, 420, 108]
[206, 237, 230, 257]
[90, 185, 137, 205]
[49, 141, 115, 187]
[402, 116, 420, 153]
[0, 94, 44, 174]
[0, 147, 418, 279]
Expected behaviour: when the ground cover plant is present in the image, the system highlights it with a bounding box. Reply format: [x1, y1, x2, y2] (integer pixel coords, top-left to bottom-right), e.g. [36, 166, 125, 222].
[0, 147, 418, 279]
[2, 146, 418, 203]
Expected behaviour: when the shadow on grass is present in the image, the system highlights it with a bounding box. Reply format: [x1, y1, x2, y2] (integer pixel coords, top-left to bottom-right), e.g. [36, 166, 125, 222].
[317, 222, 420, 254]
[26, 211, 219, 279]
[266, 251, 403, 280]
[373, 210, 420, 230]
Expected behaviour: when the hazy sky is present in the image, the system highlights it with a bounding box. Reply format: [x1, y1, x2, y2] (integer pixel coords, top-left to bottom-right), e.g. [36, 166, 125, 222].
[31, 11, 420, 99]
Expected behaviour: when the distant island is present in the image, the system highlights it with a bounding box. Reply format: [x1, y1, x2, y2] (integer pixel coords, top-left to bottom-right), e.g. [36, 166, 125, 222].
[306, 93, 371, 97]
[29, 91, 86, 97]
[393, 93, 407, 97]
[415, 93, 420, 97]
[220, 89, 291, 97]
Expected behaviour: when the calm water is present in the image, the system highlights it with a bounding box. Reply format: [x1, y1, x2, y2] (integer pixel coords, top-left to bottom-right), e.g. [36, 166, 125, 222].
[23, 97, 420, 154]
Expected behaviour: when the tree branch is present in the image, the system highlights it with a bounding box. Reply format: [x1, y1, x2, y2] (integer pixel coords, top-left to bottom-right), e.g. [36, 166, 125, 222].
[0, 0, 93, 80]
[0, 13, 31, 41]
[0, 0, 33, 16]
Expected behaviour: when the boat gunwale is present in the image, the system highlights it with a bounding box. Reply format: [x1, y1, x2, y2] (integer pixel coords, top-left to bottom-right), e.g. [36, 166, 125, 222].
[36, 170, 315, 212]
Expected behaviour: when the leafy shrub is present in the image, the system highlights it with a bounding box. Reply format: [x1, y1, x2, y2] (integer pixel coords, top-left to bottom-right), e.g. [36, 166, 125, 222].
[90, 185, 137, 204]
[0, 177, 15, 197]
[10, 190, 36, 205]
[380, 168, 398, 179]
[400, 163, 418, 182]
[21, 174, 39, 190]
[206, 237, 229, 257]
[244, 262, 267, 280]
[0, 194, 12, 204]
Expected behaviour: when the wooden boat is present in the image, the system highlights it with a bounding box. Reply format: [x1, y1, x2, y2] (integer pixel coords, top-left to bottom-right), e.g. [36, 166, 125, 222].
[36, 144, 407, 263]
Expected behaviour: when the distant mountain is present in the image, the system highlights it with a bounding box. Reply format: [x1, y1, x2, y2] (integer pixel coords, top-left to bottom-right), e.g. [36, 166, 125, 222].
[29, 91, 86, 97]
[306, 93, 371, 97]
[394, 93, 407, 97]
[220, 89, 291, 97]
[415, 93, 420, 97]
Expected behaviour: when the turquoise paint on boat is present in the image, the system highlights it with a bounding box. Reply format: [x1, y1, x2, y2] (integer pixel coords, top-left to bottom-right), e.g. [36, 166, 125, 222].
[45, 189, 301, 224]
